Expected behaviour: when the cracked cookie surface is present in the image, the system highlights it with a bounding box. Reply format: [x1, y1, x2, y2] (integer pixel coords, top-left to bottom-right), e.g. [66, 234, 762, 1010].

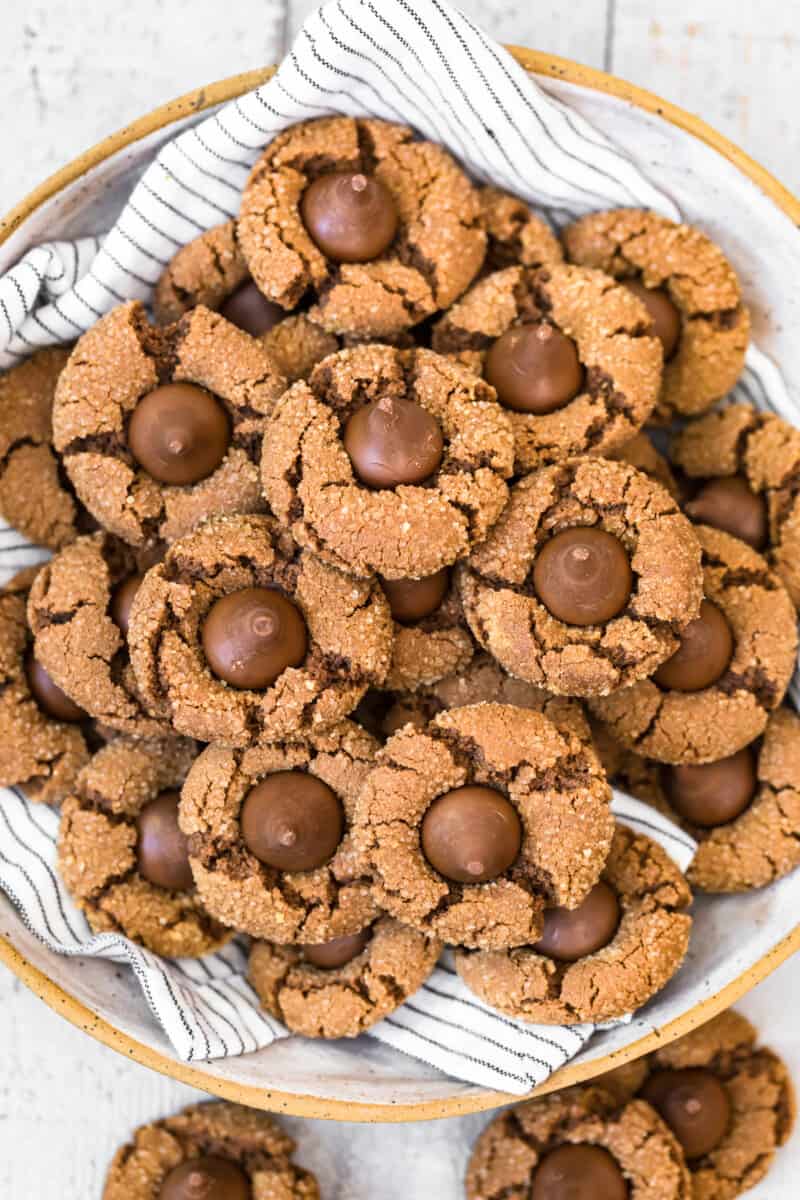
[466, 1084, 691, 1200]
[456, 823, 692, 1023]
[262, 342, 514, 580]
[353, 702, 613, 949]
[52, 300, 286, 547]
[590, 525, 797, 763]
[607, 430, 680, 499]
[431, 263, 663, 470]
[248, 915, 440, 1038]
[58, 734, 231, 957]
[179, 720, 380, 942]
[458, 457, 703, 697]
[103, 1100, 319, 1200]
[382, 570, 475, 693]
[564, 208, 749, 422]
[238, 116, 486, 338]
[478, 186, 564, 272]
[128, 513, 392, 746]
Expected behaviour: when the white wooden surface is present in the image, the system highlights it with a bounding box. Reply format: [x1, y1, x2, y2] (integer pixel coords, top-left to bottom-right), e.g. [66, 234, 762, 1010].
[3, 2, 800, 1195]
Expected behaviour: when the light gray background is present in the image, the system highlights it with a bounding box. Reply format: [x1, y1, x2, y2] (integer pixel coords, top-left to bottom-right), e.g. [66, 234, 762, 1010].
[2, 2, 800, 1195]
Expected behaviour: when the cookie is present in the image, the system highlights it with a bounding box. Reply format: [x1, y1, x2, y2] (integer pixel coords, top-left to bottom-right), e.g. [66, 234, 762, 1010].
[606, 431, 680, 500]
[0, 567, 93, 804]
[466, 1084, 691, 1200]
[248, 915, 440, 1038]
[563, 209, 750, 423]
[431, 263, 663, 470]
[58, 734, 231, 957]
[456, 823, 692, 1024]
[179, 720, 380, 943]
[0, 348, 94, 550]
[237, 116, 486, 338]
[382, 567, 474, 692]
[599, 1010, 795, 1200]
[102, 1100, 318, 1200]
[128, 513, 392, 746]
[590, 524, 797, 763]
[52, 300, 286, 547]
[262, 343, 514, 580]
[353, 702, 613, 950]
[478, 185, 564, 271]
[458, 457, 703, 697]
[671, 401, 800, 608]
[26, 533, 168, 738]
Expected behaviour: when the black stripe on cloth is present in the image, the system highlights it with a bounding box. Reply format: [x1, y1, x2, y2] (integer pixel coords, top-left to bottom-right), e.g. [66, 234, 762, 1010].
[9, 275, 32, 321]
[0, 845, 72, 947]
[114, 224, 170, 268]
[617, 812, 696, 854]
[68, 242, 79, 285]
[738, 373, 774, 414]
[51, 297, 87, 333]
[127, 202, 183, 248]
[30, 305, 67, 341]
[406, 997, 550, 1070]
[0, 297, 16, 337]
[71, 286, 104, 321]
[170, 139, 243, 196]
[101, 245, 158, 289]
[138, 180, 206, 233]
[0, 802, 84, 945]
[89, 270, 125, 304]
[746, 365, 775, 411]
[420, 981, 572, 1063]
[292, 38, 411, 128]
[380, 1013, 530, 1086]
[192, 125, 248, 168]
[234, 97, 275, 137]
[182, 986, 219, 1059]
[223, 973, 283, 1040]
[152, 157, 236, 221]
[158, 968, 203, 1060]
[212, 110, 262, 152]
[198, 985, 248, 1055]
[44, 255, 67, 284]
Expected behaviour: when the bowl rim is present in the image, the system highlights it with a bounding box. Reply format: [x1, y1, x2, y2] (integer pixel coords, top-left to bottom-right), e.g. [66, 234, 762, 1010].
[1, 46, 799, 1125]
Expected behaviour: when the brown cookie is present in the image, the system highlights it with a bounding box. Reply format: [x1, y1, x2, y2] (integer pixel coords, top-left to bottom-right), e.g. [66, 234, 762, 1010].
[563, 209, 750, 423]
[0, 567, 93, 804]
[0, 348, 94, 550]
[179, 720, 380, 943]
[431, 263, 663, 470]
[590, 525, 797, 763]
[52, 301, 286, 547]
[262, 343, 514, 580]
[128, 513, 392, 746]
[27, 533, 168, 738]
[456, 823, 692, 1024]
[248, 915, 440, 1038]
[382, 568, 475, 692]
[466, 1084, 691, 1200]
[606, 431, 680, 500]
[102, 1100, 319, 1200]
[58, 735, 231, 957]
[478, 185, 564, 271]
[353, 702, 613, 950]
[237, 116, 486, 338]
[671, 402, 800, 608]
[458, 457, 703, 697]
[599, 1010, 795, 1200]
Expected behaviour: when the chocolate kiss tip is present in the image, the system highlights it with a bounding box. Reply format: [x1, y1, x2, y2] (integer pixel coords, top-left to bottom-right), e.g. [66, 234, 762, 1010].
[466, 860, 485, 876]
[571, 546, 590, 561]
[278, 826, 298, 847]
[351, 173, 368, 192]
[252, 613, 277, 639]
[167, 436, 188, 454]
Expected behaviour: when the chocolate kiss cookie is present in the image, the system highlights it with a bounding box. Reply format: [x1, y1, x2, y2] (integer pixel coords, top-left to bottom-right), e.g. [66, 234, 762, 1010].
[457, 823, 692, 1024]
[128, 513, 392, 746]
[52, 300, 286, 547]
[590, 524, 797, 763]
[0, 568, 92, 804]
[478, 186, 565, 272]
[431, 262, 662, 471]
[671, 402, 800, 609]
[262, 343, 514, 580]
[180, 721, 380, 942]
[248, 915, 441, 1038]
[353, 702, 612, 950]
[382, 568, 475, 693]
[600, 1010, 795, 1200]
[58, 735, 230, 957]
[0, 348, 95, 550]
[466, 1084, 692, 1200]
[102, 1101, 319, 1200]
[238, 116, 486, 338]
[26, 533, 169, 738]
[606, 431, 681, 500]
[458, 457, 703, 698]
[563, 209, 750, 422]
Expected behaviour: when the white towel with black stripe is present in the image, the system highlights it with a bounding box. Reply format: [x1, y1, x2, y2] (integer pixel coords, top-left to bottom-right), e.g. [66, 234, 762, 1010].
[0, 786, 694, 1092]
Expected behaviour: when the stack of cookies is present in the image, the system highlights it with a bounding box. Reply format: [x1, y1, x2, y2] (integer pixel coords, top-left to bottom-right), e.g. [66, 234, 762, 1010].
[2, 114, 798, 1046]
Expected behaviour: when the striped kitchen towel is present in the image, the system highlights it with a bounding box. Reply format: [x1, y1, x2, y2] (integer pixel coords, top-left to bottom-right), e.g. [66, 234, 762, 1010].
[0, 786, 694, 1092]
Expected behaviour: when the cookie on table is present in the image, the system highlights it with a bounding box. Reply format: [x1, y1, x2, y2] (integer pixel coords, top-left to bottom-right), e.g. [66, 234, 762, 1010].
[431, 262, 663, 470]
[27, 533, 168, 738]
[262, 343, 514, 580]
[128, 513, 392, 747]
[606, 430, 680, 500]
[0, 567, 93, 804]
[52, 300, 286, 547]
[466, 1083, 691, 1200]
[238, 116, 486, 338]
[58, 735, 231, 958]
[672, 401, 800, 608]
[381, 567, 474, 692]
[478, 185, 564, 271]
[353, 702, 613, 950]
[590, 524, 797, 763]
[103, 1100, 318, 1200]
[248, 915, 441, 1038]
[180, 720, 380, 943]
[563, 208, 750, 422]
[458, 456, 703, 698]
[456, 823, 692, 1025]
[600, 1009, 795, 1200]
